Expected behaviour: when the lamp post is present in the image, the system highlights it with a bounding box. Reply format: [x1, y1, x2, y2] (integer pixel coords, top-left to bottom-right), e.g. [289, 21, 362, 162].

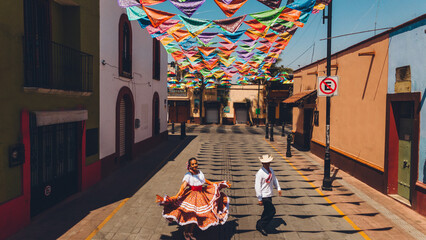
[322, 1, 333, 191]
[257, 77, 260, 127]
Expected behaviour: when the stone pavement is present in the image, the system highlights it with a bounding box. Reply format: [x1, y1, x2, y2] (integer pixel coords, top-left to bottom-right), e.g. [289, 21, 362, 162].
[9, 124, 426, 240]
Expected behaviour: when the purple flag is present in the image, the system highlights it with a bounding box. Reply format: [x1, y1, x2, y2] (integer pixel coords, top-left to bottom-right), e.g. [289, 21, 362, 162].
[240, 38, 257, 46]
[257, 0, 282, 9]
[169, 0, 206, 17]
[197, 32, 217, 45]
[117, 0, 140, 8]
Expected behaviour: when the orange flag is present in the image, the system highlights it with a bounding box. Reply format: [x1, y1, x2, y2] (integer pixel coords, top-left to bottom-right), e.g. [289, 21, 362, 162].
[171, 29, 191, 42]
[143, 6, 176, 28]
[214, 0, 247, 17]
[256, 45, 271, 53]
[264, 32, 278, 43]
[244, 19, 267, 32]
[139, 0, 167, 5]
[198, 47, 217, 56]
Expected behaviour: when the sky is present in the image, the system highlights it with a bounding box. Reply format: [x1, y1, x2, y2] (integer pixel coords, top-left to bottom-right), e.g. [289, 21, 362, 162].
[156, 0, 426, 71]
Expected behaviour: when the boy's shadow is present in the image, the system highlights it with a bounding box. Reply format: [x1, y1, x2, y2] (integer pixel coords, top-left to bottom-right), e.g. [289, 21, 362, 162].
[266, 218, 287, 234]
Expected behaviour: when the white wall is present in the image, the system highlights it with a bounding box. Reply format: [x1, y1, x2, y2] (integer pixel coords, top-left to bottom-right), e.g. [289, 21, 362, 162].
[100, 2, 168, 158]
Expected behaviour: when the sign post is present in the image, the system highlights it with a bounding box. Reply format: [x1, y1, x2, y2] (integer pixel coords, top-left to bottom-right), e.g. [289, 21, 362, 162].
[322, 1, 333, 191]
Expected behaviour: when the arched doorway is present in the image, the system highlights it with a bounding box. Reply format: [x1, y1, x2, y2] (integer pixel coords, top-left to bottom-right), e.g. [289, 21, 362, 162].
[152, 92, 160, 136]
[116, 87, 134, 162]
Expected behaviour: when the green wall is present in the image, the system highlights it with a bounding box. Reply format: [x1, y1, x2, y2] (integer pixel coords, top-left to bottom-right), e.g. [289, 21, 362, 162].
[0, 0, 99, 204]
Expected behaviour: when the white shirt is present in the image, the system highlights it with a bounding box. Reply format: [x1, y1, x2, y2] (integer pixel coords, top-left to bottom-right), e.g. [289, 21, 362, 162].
[182, 170, 205, 186]
[255, 167, 281, 201]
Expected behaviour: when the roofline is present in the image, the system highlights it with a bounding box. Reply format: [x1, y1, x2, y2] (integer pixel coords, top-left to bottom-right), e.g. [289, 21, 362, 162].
[294, 14, 426, 72]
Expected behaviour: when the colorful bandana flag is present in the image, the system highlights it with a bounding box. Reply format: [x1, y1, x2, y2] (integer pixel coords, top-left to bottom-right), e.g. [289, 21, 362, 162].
[287, 0, 316, 13]
[239, 38, 257, 46]
[171, 29, 191, 42]
[213, 15, 246, 33]
[197, 32, 217, 45]
[198, 46, 216, 56]
[249, 6, 285, 27]
[118, 0, 140, 8]
[139, 0, 167, 6]
[137, 17, 152, 29]
[214, 0, 248, 17]
[256, 0, 282, 9]
[219, 41, 236, 50]
[244, 19, 268, 32]
[178, 15, 211, 34]
[219, 30, 245, 43]
[143, 6, 176, 28]
[169, 0, 206, 17]
[127, 6, 147, 21]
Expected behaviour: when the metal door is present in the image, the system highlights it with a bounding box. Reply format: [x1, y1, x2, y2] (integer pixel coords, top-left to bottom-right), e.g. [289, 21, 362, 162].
[30, 115, 79, 217]
[206, 108, 219, 123]
[397, 102, 413, 200]
[235, 108, 247, 124]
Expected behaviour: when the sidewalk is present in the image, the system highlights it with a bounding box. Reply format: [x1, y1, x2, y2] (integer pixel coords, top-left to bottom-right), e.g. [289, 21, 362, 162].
[8, 135, 194, 240]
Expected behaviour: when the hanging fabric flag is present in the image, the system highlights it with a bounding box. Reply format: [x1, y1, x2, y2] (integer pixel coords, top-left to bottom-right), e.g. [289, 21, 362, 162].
[171, 29, 191, 42]
[178, 15, 211, 34]
[156, 33, 170, 41]
[200, 68, 212, 76]
[249, 6, 285, 27]
[169, 0, 206, 17]
[198, 46, 216, 56]
[218, 46, 236, 56]
[139, 0, 167, 6]
[273, 42, 287, 50]
[171, 51, 186, 61]
[118, 0, 140, 8]
[143, 6, 176, 28]
[196, 32, 217, 45]
[298, 12, 310, 23]
[179, 38, 198, 50]
[127, 6, 147, 21]
[201, 52, 218, 61]
[279, 8, 302, 22]
[137, 17, 152, 29]
[219, 30, 245, 43]
[166, 23, 184, 34]
[213, 70, 225, 79]
[270, 48, 282, 54]
[263, 32, 278, 43]
[151, 31, 167, 38]
[312, 0, 331, 14]
[158, 19, 180, 33]
[256, 0, 282, 9]
[275, 37, 289, 45]
[146, 25, 161, 35]
[219, 41, 236, 50]
[214, 0, 247, 17]
[239, 44, 256, 52]
[287, 0, 316, 13]
[166, 46, 181, 54]
[213, 15, 246, 33]
[244, 19, 268, 32]
[244, 29, 261, 40]
[182, 49, 199, 58]
[239, 38, 257, 46]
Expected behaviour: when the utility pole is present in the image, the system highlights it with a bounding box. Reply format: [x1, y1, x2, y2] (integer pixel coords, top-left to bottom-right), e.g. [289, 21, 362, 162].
[322, 1, 333, 191]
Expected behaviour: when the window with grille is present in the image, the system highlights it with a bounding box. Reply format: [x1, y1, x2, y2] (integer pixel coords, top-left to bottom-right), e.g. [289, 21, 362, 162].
[119, 14, 132, 78]
[153, 38, 161, 80]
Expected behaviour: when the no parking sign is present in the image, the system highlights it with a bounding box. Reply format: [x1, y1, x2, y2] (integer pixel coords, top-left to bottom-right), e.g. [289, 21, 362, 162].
[318, 76, 339, 97]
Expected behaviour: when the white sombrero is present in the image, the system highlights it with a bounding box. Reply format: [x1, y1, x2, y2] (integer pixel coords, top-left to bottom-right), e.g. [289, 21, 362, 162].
[258, 154, 273, 163]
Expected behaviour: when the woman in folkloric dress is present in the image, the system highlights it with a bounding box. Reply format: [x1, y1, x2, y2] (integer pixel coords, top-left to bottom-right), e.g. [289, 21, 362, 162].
[156, 157, 231, 240]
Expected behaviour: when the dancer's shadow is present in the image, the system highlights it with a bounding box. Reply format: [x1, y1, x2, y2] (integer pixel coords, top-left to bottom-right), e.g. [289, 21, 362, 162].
[160, 220, 239, 240]
[266, 218, 287, 234]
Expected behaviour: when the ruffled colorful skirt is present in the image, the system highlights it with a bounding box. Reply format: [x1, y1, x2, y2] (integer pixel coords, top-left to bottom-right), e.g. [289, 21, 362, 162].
[156, 181, 230, 230]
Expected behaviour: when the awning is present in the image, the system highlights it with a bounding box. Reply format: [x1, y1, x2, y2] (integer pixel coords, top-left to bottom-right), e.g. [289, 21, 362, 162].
[282, 90, 316, 105]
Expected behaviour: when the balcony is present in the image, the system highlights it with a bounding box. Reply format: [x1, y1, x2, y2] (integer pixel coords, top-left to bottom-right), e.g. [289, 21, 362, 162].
[23, 36, 93, 93]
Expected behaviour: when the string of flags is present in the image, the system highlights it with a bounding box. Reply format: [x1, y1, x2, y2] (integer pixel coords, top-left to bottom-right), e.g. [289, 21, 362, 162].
[119, 0, 332, 89]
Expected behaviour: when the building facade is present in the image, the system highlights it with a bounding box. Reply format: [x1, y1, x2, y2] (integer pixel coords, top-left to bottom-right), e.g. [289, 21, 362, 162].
[290, 15, 425, 215]
[0, 0, 100, 238]
[100, 1, 168, 177]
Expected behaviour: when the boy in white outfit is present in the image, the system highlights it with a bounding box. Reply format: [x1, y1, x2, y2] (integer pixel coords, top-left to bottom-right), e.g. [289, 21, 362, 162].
[255, 154, 282, 236]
